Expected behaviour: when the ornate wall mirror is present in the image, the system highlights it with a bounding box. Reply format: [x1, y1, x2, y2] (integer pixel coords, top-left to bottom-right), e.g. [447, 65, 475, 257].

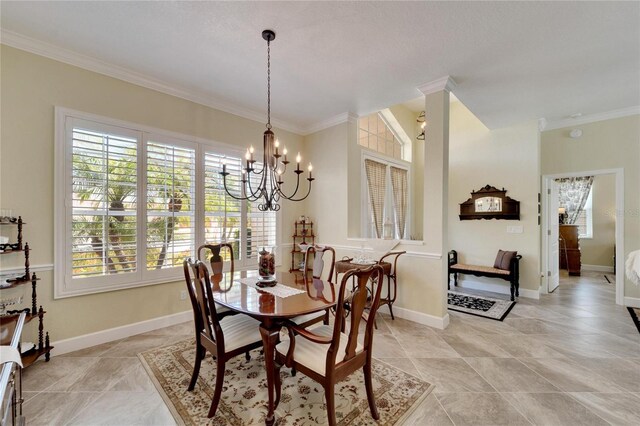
[460, 185, 520, 220]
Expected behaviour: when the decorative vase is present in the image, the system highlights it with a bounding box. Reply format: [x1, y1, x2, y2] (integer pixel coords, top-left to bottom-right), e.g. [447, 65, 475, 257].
[258, 247, 275, 279]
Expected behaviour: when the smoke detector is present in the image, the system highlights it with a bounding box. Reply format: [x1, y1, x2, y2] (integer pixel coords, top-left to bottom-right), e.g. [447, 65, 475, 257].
[569, 128, 583, 138]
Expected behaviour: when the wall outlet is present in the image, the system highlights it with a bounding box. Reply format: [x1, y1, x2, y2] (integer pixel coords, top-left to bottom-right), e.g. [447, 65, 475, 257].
[180, 290, 187, 300]
[507, 225, 523, 234]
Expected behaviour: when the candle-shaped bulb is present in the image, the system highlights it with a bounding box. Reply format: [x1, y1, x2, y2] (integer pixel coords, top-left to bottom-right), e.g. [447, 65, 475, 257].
[245, 150, 250, 160]
[249, 145, 255, 154]
[421, 121, 426, 130]
[277, 168, 283, 175]
[283, 147, 288, 156]
[296, 153, 301, 163]
[274, 139, 280, 148]
[308, 163, 313, 172]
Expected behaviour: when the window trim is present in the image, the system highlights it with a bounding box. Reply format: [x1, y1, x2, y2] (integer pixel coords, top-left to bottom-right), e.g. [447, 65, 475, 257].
[54, 107, 281, 298]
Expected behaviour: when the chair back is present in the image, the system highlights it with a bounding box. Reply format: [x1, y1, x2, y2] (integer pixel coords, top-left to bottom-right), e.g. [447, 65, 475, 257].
[198, 243, 235, 274]
[183, 258, 225, 349]
[304, 245, 336, 280]
[329, 264, 384, 367]
[378, 250, 406, 277]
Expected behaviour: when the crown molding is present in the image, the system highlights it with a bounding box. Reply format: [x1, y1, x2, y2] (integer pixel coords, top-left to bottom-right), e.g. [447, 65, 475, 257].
[1, 29, 307, 135]
[417, 76, 457, 95]
[538, 118, 548, 132]
[544, 105, 640, 131]
[302, 112, 357, 135]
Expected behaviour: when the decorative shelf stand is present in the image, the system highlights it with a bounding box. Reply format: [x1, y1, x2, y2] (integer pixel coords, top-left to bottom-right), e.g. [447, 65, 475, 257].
[0, 216, 53, 367]
[289, 220, 315, 272]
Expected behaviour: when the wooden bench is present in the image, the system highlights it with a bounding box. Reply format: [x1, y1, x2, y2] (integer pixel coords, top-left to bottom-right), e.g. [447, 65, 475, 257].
[448, 250, 522, 301]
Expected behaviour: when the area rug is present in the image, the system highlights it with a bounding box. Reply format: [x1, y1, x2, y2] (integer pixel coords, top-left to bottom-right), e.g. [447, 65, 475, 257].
[139, 338, 434, 426]
[448, 290, 516, 321]
[628, 307, 640, 333]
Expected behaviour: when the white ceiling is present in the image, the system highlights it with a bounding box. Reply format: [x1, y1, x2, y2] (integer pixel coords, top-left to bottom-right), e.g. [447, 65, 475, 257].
[1, 1, 638, 133]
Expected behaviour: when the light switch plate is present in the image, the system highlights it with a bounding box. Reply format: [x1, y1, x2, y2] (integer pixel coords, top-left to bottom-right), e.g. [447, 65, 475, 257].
[507, 225, 524, 234]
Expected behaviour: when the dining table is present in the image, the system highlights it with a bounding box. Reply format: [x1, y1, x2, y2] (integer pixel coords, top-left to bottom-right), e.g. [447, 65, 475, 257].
[208, 269, 337, 426]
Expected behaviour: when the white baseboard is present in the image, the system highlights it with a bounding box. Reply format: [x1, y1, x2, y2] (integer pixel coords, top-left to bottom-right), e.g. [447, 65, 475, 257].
[379, 304, 449, 329]
[624, 297, 640, 308]
[582, 264, 615, 273]
[51, 310, 192, 356]
[454, 279, 540, 300]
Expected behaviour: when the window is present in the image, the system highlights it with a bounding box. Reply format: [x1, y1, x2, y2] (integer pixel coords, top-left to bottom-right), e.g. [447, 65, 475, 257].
[362, 155, 409, 240]
[358, 112, 404, 160]
[55, 109, 278, 297]
[575, 187, 593, 238]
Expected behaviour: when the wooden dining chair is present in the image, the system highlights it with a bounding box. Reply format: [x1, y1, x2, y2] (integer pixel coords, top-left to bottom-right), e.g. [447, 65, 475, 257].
[274, 264, 385, 426]
[292, 245, 337, 328]
[377, 251, 406, 320]
[197, 243, 236, 319]
[183, 259, 263, 418]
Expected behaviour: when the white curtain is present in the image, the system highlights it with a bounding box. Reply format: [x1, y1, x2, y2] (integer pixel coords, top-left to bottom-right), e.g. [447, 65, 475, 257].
[556, 176, 594, 224]
[390, 166, 408, 239]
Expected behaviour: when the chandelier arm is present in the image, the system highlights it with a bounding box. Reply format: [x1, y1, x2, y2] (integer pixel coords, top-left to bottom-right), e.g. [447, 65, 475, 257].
[221, 175, 251, 201]
[275, 171, 302, 200]
[283, 180, 313, 202]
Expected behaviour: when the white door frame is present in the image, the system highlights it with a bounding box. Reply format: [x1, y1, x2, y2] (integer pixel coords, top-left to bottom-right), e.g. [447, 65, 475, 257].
[541, 168, 624, 305]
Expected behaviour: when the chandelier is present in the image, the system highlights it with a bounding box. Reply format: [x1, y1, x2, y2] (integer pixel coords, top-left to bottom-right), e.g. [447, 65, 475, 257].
[416, 111, 426, 140]
[220, 29, 314, 212]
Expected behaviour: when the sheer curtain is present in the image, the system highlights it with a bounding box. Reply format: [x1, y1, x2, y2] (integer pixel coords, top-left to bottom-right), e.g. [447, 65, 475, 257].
[364, 159, 387, 238]
[390, 166, 408, 239]
[556, 176, 594, 224]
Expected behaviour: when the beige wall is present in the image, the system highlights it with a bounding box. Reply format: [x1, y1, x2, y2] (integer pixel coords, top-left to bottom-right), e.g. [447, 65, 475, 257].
[448, 101, 541, 293]
[541, 115, 640, 299]
[581, 174, 616, 268]
[0, 46, 306, 341]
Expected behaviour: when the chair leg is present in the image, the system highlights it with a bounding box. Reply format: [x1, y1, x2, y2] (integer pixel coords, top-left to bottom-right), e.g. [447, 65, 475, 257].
[208, 358, 226, 418]
[325, 384, 337, 426]
[291, 367, 296, 377]
[364, 361, 380, 420]
[388, 303, 395, 321]
[245, 351, 251, 361]
[188, 345, 205, 391]
[274, 360, 283, 409]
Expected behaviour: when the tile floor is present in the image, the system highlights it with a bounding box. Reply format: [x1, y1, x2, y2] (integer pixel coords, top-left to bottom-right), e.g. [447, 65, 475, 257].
[22, 271, 640, 425]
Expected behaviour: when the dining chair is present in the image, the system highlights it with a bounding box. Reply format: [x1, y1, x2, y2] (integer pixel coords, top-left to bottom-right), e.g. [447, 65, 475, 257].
[292, 245, 337, 328]
[274, 264, 385, 426]
[183, 258, 263, 418]
[197, 243, 236, 319]
[377, 251, 406, 320]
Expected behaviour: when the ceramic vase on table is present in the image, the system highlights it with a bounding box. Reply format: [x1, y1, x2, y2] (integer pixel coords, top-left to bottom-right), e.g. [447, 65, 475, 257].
[258, 247, 276, 285]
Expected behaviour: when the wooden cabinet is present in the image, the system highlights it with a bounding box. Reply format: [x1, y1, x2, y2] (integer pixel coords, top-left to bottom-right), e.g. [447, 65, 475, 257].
[289, 220, 315, 272]
[0, 216, 53, 367]
[559, 224, 581, 276]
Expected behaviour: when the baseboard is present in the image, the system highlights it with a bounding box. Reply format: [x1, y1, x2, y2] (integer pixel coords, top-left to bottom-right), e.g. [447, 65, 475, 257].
[582, 264, 615, 273]
[454, 279, 540, 300]
[51, 310, 192, 356]
[624, 297, 640, 308]
[379, 304, 449, 329]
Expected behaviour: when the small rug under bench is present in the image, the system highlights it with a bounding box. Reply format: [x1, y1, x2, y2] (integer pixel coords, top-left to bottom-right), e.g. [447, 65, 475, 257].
[139, 338, 434, 425]
[448, 290, 516, 321]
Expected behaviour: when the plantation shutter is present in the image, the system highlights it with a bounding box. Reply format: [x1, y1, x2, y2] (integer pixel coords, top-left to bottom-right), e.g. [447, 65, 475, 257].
[204, 152, 243, 260]
[146, 142, 196, 270]
[70, 124, 138, 278]
[247, 165, 277, 259]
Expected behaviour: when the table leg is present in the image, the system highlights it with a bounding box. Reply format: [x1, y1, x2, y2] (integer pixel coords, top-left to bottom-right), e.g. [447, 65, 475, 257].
[259, 322, 280, 426]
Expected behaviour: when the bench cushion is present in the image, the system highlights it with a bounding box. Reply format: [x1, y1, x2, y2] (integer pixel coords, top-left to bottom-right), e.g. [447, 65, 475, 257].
[494, 250, 517, 270]
[451, 263, 511, 276]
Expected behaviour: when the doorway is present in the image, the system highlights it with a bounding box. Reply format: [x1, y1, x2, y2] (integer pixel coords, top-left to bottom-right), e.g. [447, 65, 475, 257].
[541, 168, 624, 305]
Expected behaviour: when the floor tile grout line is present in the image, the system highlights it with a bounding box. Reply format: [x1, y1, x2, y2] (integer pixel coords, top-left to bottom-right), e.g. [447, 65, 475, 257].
[432, 393, 458, 426]
[559, 391, 620, 425]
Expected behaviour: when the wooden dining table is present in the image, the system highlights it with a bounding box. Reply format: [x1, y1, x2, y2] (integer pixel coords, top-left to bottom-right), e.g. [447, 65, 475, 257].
[209, 269, 337, 426]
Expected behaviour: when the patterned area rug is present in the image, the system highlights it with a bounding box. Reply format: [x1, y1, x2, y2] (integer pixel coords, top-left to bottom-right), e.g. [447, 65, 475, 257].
[139, 338, 434, 426]
[628, 307, 640, 333]
[448, 290, 516, 321]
